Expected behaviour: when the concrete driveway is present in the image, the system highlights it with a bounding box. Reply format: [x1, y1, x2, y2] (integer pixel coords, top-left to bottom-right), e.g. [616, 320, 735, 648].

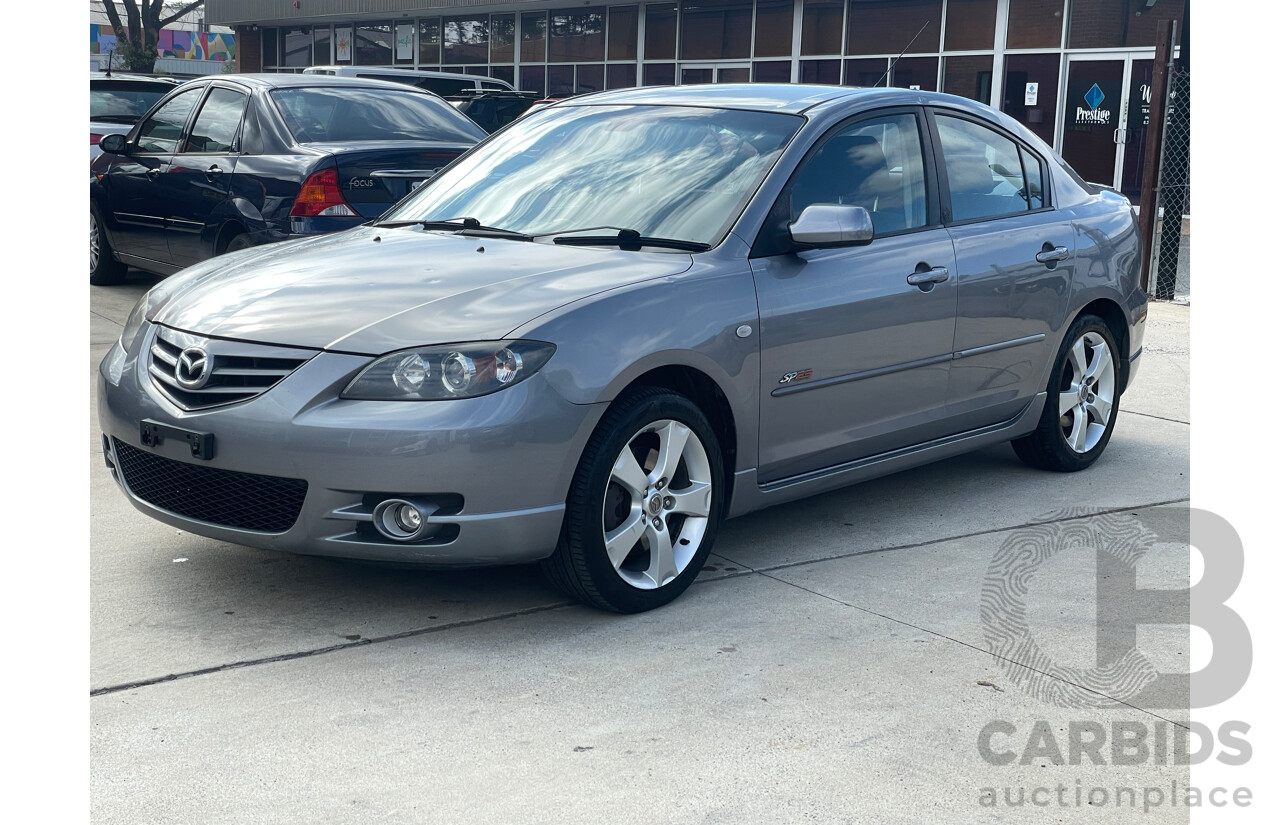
[91, 275, 1192, 823]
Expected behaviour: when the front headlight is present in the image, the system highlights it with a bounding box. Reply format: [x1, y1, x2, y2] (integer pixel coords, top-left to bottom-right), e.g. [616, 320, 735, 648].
[342, 341, 556, 400]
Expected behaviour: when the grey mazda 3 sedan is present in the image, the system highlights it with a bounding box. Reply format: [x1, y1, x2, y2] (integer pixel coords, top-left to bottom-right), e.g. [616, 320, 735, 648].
[98, 85, 1146, 613]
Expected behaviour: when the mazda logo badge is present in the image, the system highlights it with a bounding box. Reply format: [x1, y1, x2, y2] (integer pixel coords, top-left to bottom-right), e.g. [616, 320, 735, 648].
[175, 347, 213, 390]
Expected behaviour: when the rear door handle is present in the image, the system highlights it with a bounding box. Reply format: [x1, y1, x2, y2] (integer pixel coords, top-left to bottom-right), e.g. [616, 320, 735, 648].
[204, 164, 223, 179]
[145, 167, 161, 179]
[1035, 246, 1069, 264]
[906, 266, 950, 287]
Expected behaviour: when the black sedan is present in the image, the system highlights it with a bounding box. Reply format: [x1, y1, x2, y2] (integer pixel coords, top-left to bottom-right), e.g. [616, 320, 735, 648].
[90, 74, 487, 285]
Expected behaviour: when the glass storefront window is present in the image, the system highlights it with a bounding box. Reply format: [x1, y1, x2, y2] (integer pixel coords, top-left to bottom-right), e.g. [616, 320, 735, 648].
[755, 0, 793, 58]
[680, 0, 753, 61]
[890, 56, 938, 91]
[313, 26, 331, 65]
[490, 66, 515, 85]
[607, 63, 637, 89]
[645, 4, 677, 61]
[846, 0, 942, 56]
[577, 64, 605, 93]
[1068, 0, 1186, 49]
[334, 27, 351, 64]
[549, 10, 605, 62]
[608, 7, 639, 61]
[944, 0, 997, 51]
[521, 65, 547, 96]
[491, 15, 515, 63]
[644, 62, 676, 85]
[801, 0, 844, 56]
[800, 59, 841, 84]
[356, 23, 393, 65]
[753, 61, 791, 82]
[942, 54, 993, 104]
[1007, 0, 1064, 50]
[283, 27, 311, 68]
[844, 57, 888, 87]
[418, 19, 441, 65]
[548, 64, 575, 95]
[1001, 53, 1059, 144]
[522, 13, 548, 63]
[444, 17, 489, 65]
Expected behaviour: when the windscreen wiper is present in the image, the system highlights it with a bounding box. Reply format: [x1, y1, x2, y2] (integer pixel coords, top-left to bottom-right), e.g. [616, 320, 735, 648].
[551, 228, 710, 252]
[373, 217, 533, 241]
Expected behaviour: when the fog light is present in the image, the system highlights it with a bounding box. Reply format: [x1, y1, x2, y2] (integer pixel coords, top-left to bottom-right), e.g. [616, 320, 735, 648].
[372, 497, 438, 541]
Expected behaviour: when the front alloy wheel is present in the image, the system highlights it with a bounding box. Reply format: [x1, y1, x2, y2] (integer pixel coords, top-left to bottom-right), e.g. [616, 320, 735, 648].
[543, 388, 724, 612]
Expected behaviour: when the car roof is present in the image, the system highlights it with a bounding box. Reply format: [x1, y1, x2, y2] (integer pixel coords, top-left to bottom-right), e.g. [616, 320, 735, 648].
[559, 83, 996, 116]
[171, 73, 445, 93]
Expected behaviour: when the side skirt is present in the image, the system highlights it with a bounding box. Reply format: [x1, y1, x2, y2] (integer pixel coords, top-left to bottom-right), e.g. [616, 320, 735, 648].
[725, 392, 1047, 519]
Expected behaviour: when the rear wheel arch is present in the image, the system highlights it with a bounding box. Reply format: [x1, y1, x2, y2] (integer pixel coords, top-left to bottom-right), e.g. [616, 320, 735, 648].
[1074, 298, 1130, 393]
[214, 220, 248, 255]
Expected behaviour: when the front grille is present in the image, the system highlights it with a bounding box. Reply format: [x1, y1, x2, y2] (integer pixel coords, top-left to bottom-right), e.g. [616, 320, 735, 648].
[149, 327, 312, 411]
[113, 438, 307, 533]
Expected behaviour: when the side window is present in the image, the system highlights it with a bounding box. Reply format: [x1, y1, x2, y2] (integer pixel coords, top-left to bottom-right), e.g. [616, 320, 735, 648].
[134, 88, 203, 153]
[183, 88, 249, 153]
[787, 113, 929, 235]
[1021, 146, 1045, 209]
[936, 114, 1035, 222]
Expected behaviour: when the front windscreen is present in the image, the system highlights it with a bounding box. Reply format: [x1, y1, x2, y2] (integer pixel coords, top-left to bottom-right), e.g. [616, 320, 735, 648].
[270, 86, 486, 144]
[383, 104, 803, 248]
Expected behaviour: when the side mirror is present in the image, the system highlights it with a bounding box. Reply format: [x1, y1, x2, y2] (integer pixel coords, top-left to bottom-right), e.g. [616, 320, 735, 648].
[98, 134, 129, 155]
[788, 204, 875, 249]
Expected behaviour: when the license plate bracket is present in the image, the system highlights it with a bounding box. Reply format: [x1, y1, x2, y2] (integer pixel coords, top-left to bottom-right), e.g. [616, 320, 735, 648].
[140, 419, 216, 461]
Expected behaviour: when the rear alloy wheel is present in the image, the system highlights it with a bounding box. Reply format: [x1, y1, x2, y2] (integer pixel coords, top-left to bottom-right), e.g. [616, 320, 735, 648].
[543, 388, 724, 613]
[1013, 315, 1119, 472]
[90, 206, 127, 286]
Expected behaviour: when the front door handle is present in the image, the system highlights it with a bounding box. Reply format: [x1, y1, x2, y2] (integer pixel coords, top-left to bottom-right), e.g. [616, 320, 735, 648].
[906, 266, 950, 287]
[1035, 245, 1069, 264]
[145, 167, 161, 179]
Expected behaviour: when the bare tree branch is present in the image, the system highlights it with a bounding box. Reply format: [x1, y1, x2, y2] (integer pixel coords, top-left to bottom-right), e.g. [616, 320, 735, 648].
[160, 1, 206, 29]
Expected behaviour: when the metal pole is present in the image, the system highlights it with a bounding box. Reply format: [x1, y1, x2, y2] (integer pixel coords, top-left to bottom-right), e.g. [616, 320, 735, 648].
[1137, 19, 1175, 295]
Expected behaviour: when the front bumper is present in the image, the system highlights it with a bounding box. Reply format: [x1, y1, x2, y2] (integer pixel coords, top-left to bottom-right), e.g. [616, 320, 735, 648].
[97, 324, 603, 566]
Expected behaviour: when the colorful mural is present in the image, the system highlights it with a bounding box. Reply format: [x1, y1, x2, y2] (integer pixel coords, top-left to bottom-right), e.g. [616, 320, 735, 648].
[90, 24, 235, 61]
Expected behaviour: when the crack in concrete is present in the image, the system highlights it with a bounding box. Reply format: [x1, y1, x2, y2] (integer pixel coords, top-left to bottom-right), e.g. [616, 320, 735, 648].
[90, 497, 1191, 699]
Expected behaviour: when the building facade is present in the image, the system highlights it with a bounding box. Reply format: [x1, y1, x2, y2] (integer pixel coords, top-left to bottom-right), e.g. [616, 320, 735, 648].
[207, 0, 1186, 199]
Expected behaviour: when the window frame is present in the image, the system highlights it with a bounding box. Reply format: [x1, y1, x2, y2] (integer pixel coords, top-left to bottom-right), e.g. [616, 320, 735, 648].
[924, 107, 1055, 227]
[751, 106, 942, 258]
[181, 83, 251, 155]
[132, 85, 207, 155]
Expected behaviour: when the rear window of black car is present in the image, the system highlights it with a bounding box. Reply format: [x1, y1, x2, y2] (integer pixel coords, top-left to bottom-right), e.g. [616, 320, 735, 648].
[270, 86, 486, 144]
[90, 79, 175, 123]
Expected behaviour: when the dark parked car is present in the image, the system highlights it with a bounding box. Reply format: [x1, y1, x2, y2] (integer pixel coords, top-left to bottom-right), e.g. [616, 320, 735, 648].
[99, 85, 1145, 613]
[90, 72, 181, 161]
[446, 90, 540, 133]
[89, 74, 487, 285]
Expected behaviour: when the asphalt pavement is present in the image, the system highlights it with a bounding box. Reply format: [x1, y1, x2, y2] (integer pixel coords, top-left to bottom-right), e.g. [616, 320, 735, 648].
[90, 274, 1192, 824]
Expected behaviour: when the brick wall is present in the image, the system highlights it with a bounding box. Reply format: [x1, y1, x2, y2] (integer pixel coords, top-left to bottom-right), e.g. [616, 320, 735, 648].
[236, 26, 262, 72]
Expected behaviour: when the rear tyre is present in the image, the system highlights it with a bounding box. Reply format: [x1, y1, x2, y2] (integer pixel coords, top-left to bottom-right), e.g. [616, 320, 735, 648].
[1012, 314, 1120, 472]
[90, 205, 127, 286]
[223, 233, 253, 254]
[542, 387, 724, 613]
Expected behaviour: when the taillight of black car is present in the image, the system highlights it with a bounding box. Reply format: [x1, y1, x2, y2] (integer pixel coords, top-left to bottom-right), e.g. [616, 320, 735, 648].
[290, 168, 358, 218]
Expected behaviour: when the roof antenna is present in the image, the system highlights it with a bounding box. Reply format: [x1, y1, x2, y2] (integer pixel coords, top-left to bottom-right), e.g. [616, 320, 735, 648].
[874, 21, 930, 88]
[105, 48, 114, 77]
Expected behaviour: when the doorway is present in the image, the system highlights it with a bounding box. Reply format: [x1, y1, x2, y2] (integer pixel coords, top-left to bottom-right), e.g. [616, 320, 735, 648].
[1059, 54, 1154, 200]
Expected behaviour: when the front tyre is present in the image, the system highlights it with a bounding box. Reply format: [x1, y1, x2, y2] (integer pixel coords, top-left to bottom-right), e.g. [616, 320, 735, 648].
[1012, 314, 1120, 472]
[90, 205, 127, 286]
[543, 387, 724, 613]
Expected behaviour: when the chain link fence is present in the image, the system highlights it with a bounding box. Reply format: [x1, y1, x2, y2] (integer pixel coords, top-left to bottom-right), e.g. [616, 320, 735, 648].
[1151, 65, 1190, 301]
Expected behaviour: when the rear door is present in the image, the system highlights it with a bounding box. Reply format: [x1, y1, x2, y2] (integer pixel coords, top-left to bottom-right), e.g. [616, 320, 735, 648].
[162, 84, 251, 265]
[751, 109, 959, 482]
[101, 85, 204, 264]
[930, 109, 1075, 430]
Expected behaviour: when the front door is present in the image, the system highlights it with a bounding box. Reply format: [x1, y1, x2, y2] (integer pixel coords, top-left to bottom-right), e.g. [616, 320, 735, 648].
[1060, 54, 1153, 199]
[751, 110, 958, 483]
